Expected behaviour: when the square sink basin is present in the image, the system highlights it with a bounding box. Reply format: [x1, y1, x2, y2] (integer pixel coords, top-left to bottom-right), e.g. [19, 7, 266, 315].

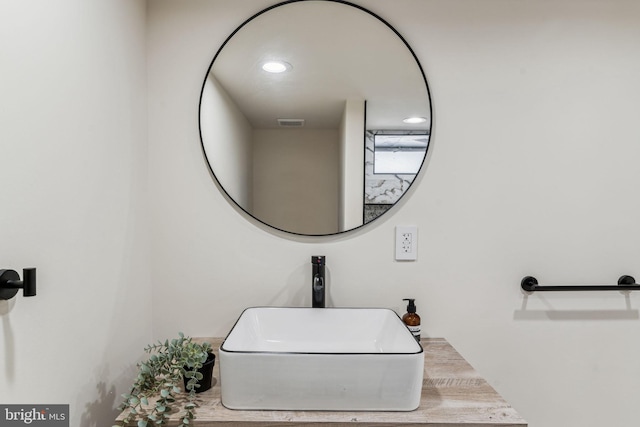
[219, 307, 424, 411]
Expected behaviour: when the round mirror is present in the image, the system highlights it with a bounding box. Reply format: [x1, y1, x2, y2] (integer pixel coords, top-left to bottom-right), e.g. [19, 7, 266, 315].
[199, 0, 432, 236]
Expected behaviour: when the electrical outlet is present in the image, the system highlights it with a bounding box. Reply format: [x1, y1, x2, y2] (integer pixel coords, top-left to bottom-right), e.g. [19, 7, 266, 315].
[395, 226, 418, 261]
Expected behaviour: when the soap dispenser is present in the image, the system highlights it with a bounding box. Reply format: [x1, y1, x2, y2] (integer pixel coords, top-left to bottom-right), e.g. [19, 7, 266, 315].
[402, 298, 421, 342]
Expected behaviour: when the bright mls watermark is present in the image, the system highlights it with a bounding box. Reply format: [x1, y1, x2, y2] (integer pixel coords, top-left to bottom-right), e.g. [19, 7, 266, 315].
[1, 405, 69, 426]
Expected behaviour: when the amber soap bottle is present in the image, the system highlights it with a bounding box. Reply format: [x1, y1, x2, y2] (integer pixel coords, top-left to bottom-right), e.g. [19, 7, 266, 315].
[402, 298, 421, 341]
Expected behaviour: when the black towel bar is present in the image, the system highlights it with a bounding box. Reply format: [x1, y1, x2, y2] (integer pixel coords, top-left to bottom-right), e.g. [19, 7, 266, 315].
[521, 275, 639, 293]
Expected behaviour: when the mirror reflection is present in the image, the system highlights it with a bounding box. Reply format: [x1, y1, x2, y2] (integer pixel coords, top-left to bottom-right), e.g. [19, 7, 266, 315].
[199, 0, 431, 235]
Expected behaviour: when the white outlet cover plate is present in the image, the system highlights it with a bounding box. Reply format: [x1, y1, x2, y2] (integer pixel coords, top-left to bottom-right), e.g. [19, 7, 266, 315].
[395, 225, 418, 261]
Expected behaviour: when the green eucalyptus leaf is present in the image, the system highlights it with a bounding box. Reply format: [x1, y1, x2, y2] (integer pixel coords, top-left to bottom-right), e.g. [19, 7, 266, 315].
[122, 334, 212, 426]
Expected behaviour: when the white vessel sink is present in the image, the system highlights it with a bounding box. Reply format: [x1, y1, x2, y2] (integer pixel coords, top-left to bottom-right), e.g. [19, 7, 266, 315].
[219, 307, 424, 411]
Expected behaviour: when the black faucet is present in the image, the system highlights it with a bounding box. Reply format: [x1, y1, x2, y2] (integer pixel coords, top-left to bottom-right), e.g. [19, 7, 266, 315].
[311, 256, 326, 308]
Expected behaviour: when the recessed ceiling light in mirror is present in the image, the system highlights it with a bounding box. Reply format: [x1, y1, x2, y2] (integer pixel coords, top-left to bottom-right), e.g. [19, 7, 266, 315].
[261, 61, 292, 73]
[402, 117, 427, 124]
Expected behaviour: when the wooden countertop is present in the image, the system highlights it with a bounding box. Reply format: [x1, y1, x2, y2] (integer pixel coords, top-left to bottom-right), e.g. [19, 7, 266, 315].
[116, 337, 526, 426]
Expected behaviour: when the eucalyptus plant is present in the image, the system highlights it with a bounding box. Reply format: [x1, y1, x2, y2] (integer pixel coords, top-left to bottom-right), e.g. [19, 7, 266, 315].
[113, 333, 213, 427]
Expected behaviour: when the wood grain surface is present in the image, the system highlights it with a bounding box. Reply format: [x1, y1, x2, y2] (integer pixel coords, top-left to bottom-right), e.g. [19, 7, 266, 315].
[116, 337, 526, 426]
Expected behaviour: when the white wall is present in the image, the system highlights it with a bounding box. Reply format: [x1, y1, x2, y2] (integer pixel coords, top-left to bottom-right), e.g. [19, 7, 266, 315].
[200, 74, 253, 210]
[252, 128, 339, 235]
[148, 1, 640, 426]
[338, 99, 365, 231]
[0, 1, 151, 426]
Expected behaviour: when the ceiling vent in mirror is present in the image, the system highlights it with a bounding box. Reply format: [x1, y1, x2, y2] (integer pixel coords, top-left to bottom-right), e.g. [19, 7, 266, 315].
[277, 118, 305, 127]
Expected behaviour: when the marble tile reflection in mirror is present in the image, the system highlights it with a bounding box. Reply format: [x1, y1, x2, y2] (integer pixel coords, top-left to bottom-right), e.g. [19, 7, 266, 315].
[364, 131, 429, 224]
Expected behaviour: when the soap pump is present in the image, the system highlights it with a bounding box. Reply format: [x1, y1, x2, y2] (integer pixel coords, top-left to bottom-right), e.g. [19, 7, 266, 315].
[402, 298, 421, 341]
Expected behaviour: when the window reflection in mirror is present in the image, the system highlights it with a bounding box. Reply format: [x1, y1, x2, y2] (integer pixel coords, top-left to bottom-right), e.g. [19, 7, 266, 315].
[373, 134, 429, 175]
